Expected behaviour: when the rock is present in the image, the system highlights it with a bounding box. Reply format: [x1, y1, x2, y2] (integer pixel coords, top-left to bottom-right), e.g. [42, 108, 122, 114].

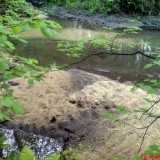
[8, 80, 20, 86]
[36, 13, 48, 19]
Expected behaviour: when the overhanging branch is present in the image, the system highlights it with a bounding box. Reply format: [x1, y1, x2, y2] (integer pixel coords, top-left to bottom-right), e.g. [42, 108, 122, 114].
[69, 50, 156, 67]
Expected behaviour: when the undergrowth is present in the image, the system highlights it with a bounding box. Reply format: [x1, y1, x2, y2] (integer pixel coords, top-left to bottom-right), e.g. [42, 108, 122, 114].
[45, 0, 160, 15]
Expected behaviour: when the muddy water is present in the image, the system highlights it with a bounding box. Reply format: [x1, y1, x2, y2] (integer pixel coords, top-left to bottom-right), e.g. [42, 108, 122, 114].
[14, 19, 160, 83]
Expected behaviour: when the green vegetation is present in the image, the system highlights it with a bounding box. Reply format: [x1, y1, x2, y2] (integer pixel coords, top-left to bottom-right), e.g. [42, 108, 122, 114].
[0, 0, 40, 17]
[0, 0, 61, 121]
[49, 0, 160, 15]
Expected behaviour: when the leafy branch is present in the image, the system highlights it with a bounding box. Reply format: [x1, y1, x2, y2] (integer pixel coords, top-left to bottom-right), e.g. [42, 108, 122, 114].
[57, 23, 159, 158]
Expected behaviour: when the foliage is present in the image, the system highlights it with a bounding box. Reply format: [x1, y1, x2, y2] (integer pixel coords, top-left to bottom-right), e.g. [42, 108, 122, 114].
[0, 0, 61, 121]
[46, 0, 160, 15]
[119, 0, 160, 16]
[0, 0, 40, 17]
[57, 24, 145, 58]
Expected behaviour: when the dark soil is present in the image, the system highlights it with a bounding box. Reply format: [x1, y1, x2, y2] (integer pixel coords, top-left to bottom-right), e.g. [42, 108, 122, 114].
[0, 103, 112, 150]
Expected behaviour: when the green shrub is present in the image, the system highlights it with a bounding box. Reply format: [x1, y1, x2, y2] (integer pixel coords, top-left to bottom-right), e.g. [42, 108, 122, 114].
[118, 0, 160, 15]
[49, 0, 160, 15]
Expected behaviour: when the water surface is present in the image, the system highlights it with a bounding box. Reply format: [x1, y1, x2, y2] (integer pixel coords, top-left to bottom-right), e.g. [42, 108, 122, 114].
[14, 19, 160, 83]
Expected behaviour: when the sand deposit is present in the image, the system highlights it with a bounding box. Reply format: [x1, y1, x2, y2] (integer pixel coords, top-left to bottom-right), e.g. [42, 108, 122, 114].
[7, 69, 160, 160]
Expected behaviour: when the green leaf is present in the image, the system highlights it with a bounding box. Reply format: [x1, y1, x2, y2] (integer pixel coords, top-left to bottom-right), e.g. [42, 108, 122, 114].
[39, 23, 47, 29]
[28, 79, 34, 85]
[147, 88, 158, 94]
[28, 59, 38, 65]
[35, 75, 42, 81]
[116, 106, 130, 114]
[131, 86, 138, 92]
[100, 112, 119, 122]
[51, 30, 59, 36]
[20, 24, 31, 31]
[0, 61, 9, 70]
[149, 144, 159, 151]
[5, 41, 16, 50]
[0, 34, 7, 43]
[133, 108, 148, 114]
[19, 146, 35, 160]
[113, 157, 124, 160]
[153, 60, 160, 66]
[133, 155, 142, 160]
[129, 19, 142, 24]
[3, 114, 13, 121]
[143, 98, 156, 103]
[0, 112, 13, 121]
[150, 79, 157, 84]
[18, 38, 28, 43]
[144, 63, 153, 69]
[11, 102, 24, 114]
[41, 28, 52, 38]
[145, 150, 154, 155]
[0, 112, 4, 120]
[1, 97, 13, 107]
[45, 154, 60, 160]
[12, 26, 21, 33]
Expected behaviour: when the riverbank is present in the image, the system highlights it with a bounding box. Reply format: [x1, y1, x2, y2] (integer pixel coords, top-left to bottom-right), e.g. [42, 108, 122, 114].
[44, 5, 160, 29]
[3, 69, 160, 160]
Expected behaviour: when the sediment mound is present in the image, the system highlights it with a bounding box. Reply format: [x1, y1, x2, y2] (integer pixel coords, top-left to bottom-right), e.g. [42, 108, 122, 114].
[7, 69, 160, 159]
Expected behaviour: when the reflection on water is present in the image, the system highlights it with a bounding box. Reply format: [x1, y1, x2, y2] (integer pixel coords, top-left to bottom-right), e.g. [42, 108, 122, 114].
[0, 128, 62, 158]
[15, 19, 160, 83]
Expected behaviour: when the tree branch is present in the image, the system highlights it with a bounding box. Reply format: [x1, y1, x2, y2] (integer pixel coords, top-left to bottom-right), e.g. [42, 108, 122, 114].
[137, 116, 160, 154]
[139, 98, 160, 119]
[69, 50, 156, 67]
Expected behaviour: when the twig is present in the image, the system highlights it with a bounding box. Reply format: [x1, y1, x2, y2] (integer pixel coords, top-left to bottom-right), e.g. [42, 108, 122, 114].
[110, 31, 121, 53]
[139, 98, 160, 119]
[137, 116, 160, 154]
[68, 50, 156, 67]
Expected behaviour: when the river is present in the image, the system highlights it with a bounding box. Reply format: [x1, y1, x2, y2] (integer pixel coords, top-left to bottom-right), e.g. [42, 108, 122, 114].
[14, 19, 160, 84]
